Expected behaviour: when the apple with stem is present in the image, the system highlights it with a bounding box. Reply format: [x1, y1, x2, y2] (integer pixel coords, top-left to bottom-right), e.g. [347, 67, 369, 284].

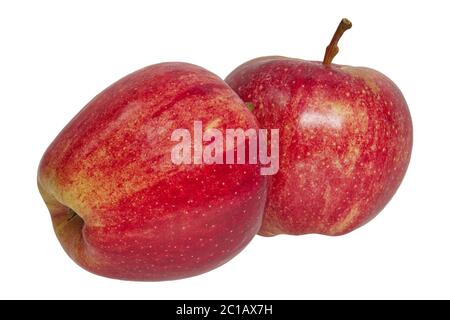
[226, 19, 413, 236]
[38, 62, 267, 280]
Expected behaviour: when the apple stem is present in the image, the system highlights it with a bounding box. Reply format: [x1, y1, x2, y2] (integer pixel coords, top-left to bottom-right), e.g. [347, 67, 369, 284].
[323, 18, 352, 65]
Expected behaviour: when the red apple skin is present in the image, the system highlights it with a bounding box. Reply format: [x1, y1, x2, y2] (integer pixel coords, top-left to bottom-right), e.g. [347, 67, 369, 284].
[38, 62, 267, 281]
[226, 57, 412, 236]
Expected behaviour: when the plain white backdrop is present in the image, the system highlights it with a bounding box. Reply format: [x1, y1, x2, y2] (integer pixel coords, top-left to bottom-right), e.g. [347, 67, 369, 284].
[1, 0, 449, 299]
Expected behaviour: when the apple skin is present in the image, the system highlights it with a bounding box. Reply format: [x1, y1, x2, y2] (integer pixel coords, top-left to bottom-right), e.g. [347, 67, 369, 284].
[38, 62, 267, 281]
[226, 57, 412, 236]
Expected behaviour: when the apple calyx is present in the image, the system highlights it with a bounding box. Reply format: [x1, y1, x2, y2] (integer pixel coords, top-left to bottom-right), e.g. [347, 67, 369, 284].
[67, 208, 80, 222]
[323, 18, 352, 65]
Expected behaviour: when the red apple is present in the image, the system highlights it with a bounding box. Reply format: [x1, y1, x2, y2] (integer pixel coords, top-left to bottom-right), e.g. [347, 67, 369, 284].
[38, 62, 267, 280]
[226, 19, 413, 236]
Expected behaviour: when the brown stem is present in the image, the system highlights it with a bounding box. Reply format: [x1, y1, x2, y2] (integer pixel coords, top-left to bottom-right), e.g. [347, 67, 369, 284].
[323, 18, 352, 65]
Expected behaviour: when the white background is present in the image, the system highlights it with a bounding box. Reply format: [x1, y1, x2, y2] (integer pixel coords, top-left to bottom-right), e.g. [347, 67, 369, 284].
[1, 0, 449, 299]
